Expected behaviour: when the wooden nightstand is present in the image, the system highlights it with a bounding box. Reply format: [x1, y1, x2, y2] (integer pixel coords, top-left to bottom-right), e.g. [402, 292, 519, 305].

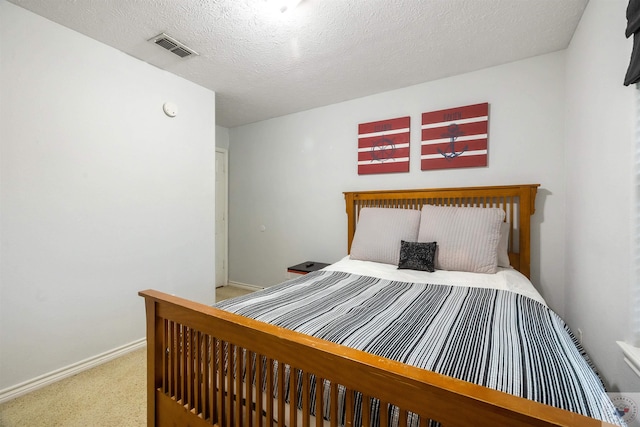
[287, 261, 330, 277]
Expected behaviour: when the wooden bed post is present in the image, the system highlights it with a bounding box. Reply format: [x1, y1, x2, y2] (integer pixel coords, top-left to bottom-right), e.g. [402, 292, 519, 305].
[143, 297, 162, 427]
[344, 192, 356, 254]
[517, 184, 537, 279]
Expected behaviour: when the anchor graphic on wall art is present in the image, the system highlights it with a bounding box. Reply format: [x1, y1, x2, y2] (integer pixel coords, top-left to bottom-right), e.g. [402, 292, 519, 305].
[370, 137, 396, 163]
[438, 123, 468, 160]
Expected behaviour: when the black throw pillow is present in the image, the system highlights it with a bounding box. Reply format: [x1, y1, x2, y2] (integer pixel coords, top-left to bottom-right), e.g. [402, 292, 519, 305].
[397, 240, 437, 272]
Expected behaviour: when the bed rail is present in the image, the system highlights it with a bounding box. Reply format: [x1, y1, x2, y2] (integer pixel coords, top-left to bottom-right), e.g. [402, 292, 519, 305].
[140, 289, 614, 427]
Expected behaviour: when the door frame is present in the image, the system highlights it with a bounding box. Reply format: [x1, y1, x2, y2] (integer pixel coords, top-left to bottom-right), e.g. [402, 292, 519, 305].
[215, 147, 229, 288]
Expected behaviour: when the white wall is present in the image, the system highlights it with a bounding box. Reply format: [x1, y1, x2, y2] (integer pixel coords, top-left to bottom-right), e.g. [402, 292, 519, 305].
[564, 0, 640, 392]
[0, 1, 216, 391]
[216, 125, 230, 149]
[229, 52, 568, 315]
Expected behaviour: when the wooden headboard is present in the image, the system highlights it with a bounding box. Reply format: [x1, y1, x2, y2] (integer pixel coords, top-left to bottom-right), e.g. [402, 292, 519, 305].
[344, 184, 540, 278]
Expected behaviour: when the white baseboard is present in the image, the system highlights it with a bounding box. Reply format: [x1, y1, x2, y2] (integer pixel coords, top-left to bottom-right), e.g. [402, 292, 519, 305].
[227, 281, 264, 291]
[0, 338, 146, 404]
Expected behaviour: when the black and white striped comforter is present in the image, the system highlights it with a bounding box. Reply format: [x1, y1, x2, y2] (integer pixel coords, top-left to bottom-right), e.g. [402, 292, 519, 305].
[215, 270, 623, 426]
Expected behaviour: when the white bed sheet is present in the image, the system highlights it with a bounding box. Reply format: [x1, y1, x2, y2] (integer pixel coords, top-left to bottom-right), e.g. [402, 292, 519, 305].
[323, 256, 546, 306]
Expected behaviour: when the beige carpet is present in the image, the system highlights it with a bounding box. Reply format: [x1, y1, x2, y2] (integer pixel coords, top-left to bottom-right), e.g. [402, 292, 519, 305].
[0, 349, 146, 427]
[215, 285, 256, 301]
[0, 286, 255, 427]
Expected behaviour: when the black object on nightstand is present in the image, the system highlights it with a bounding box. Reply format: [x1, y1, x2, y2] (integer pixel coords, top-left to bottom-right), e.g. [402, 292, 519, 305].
[287, 261, 331, 275]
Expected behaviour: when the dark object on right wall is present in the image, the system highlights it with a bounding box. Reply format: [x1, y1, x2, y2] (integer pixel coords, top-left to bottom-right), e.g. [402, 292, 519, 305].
[625, 0, 640, 85]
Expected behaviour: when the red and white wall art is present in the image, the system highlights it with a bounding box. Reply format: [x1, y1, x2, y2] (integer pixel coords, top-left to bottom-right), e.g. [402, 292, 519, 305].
[421, 102, 489, 170]
[357, 116, 410, 175]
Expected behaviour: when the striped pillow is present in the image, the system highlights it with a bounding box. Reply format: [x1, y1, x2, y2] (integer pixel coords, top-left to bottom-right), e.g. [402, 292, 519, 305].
[350, 208, 421, 265]
[418, 205, 505, 274]
[498, 222, 511, 268]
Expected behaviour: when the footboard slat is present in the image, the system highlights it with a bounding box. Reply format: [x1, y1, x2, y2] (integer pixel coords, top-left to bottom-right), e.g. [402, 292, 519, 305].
[215, 338, 224, 426]
[141, 290, 618, 427]
[203, 335, 211, 421]
[235, 344, 243, 426]
[277, 362, 286, 426]
[180, 325, 186, 405]
[361, 394, 370, 427]
[224, 341, 232, 427]
[380, 401, 389, 427]
[198, 332, 204, 416]
[330, 382, 338, 427]
[210, 337, 217, 424]
[345, 388, 353, 426]
[187, 328, 193, 412]
[302, 371, 310, 427]
[266, 357, 274, 426]
[245, 351, 254, 427]
[399, 409, 408, 427]
[195, 332, 201, 415]
[162, 319, 168, 395]
[290, 367, 298, 427]
[168, 321, 174, 399]
[315, 378, 324, 427]
[256, 353, 264, 427]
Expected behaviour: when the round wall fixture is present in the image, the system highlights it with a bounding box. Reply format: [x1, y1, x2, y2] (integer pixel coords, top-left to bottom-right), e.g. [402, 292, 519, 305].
[163, 102, 178, 117]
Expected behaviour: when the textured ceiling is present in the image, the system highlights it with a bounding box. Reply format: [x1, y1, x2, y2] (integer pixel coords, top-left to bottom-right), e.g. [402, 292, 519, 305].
[7, 0, 588, 128]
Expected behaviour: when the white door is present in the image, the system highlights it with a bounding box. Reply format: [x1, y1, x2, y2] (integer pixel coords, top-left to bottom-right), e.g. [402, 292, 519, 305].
[215, 148, 228, 288]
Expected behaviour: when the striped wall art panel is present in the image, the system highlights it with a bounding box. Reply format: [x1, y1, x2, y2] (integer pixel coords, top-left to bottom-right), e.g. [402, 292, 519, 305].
[421, 103, 489, 170]
[358, 116, 410, 175]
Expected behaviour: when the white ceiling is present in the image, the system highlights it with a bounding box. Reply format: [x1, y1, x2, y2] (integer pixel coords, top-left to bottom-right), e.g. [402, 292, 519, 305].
[8, 0, 588, 128]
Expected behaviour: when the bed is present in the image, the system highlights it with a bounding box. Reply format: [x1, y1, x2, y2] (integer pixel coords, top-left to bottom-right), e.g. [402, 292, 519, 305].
[139, 184, 623, 427]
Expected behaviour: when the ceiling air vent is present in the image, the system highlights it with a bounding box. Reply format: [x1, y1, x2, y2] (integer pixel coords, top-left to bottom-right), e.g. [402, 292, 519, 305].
[148, 33, 198, 58]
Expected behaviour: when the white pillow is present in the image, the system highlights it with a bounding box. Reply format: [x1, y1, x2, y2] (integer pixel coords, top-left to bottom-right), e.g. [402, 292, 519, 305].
[417, 205, 505, 274]
[350, 208, 421, 265]
[497, 222, 511, 268]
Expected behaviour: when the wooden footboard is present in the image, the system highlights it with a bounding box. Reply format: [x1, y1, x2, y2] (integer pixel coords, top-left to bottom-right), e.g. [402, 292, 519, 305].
[140, 289, 616, 427]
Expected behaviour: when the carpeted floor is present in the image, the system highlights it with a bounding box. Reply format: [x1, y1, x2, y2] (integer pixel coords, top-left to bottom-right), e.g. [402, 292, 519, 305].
[0, 286, 255, 427]
[215, 285, 255, 302]
[0, 348, 146, 427]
